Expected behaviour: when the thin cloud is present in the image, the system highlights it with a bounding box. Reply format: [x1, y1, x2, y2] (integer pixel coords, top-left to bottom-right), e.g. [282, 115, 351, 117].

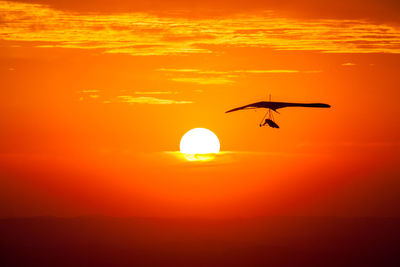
[156, 68, 202, 73]
[1, 1, 400, 55]
[158, 68, 318, 74]
[118, 96, 192, 104]
[162, 150, 324, 166]
[134, 91, 178, 95]
[78, 91, 187, 104]
[342, 62, 356, 66]
[80, 90, 100, 93]
[170, 77, 235, 85]
[233, 70, 300, 73]
[157, 68, 320, 84]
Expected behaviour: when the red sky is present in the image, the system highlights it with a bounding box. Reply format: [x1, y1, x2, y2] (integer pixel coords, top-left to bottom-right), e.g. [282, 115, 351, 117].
[0, 0, 399, 218]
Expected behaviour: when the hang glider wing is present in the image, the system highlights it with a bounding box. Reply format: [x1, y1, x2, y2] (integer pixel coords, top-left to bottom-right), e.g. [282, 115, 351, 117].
[225, 101, 330, 113]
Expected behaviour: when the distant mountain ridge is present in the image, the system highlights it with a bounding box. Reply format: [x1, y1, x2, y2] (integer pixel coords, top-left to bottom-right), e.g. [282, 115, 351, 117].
[1, 216, 399, 267]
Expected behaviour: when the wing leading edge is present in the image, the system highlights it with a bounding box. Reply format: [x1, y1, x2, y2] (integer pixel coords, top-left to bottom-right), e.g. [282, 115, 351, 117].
[225, 101, 331, 113]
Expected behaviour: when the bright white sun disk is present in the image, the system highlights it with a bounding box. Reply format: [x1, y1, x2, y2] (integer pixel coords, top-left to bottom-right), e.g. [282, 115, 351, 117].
[180, 128, 220, 154]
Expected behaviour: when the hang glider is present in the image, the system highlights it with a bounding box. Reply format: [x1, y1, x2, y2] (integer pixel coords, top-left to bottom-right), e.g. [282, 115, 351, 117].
[225, 98, 331, 128]
[226, 101, 330, 113]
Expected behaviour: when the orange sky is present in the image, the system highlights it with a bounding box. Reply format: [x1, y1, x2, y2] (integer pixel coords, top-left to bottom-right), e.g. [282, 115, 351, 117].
[0, 0, 399, 218]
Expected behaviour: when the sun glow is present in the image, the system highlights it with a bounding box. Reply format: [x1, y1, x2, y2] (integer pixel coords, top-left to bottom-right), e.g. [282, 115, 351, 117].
[180, 128, 220, 156]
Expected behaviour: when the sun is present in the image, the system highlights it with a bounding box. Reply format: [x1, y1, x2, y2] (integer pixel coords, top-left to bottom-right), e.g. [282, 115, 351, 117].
[180, 128, 220, 155]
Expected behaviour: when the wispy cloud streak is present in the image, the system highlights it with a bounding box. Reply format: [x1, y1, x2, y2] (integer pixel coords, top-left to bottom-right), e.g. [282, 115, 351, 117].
[1, 1, 400, 55]
[157, 68, 318, 84]
[134, 91, 178, 95]
[117, 96, 192, 104]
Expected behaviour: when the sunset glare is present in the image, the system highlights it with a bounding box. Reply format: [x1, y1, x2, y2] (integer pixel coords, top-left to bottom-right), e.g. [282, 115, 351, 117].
[180, 128, 220, 155]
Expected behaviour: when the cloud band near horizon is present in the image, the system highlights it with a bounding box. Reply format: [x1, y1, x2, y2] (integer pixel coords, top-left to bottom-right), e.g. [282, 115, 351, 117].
[1, 1, 400, 56]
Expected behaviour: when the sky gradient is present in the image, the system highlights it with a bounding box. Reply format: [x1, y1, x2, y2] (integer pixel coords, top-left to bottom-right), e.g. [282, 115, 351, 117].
[0, 0, 399, 218]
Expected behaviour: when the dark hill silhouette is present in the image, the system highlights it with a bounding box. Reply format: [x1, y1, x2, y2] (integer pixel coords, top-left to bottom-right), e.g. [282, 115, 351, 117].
[1, 216, 399, 267]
